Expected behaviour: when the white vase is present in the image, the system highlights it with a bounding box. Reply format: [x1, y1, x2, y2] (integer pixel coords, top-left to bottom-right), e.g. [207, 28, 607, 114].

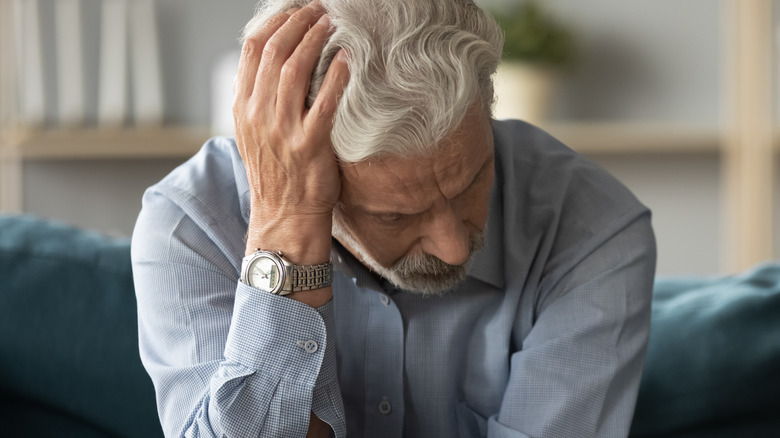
[493, 61, 558, 125]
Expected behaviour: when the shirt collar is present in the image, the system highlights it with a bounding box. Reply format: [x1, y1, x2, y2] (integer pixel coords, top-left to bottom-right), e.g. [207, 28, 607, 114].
[331, 239, 387, 293]
[465, 168, 505, 290]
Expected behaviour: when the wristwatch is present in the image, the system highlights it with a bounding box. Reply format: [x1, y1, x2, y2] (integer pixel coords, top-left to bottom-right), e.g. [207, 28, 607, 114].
[240, 249, 333, 295]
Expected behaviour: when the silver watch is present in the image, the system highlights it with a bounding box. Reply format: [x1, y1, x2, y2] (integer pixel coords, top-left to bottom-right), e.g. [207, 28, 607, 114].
[240, 250, 332, 295]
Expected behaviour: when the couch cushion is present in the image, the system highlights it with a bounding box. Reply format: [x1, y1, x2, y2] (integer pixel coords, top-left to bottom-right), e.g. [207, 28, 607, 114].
[630, 263, 780, 437]
[3, 214, 779, 437]
[0, 214, 163, 438]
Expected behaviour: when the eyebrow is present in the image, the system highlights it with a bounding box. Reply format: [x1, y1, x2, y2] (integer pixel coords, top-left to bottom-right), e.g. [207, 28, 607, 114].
[361, 151, 494, 217]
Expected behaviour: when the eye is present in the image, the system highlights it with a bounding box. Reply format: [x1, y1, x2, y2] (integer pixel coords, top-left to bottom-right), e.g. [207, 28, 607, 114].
[368, 211, 415, 227]
[472, 169, 486, 186]
[375, 213, 405, 224]
[470, 159, 493, 188]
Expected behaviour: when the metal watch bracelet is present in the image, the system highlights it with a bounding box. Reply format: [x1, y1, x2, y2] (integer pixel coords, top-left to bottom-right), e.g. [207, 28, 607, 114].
[288, 261, 333, 291]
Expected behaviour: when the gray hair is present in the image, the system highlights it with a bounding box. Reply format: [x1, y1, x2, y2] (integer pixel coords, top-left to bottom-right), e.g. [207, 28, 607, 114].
[241, 0, 504, 163]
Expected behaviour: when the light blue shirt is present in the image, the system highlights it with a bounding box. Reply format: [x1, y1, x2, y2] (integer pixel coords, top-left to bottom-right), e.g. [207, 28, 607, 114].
[132, 120, 656, 438]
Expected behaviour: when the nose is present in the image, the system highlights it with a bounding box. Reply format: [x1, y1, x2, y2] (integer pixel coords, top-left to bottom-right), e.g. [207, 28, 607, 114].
[419, 204, 470, 266]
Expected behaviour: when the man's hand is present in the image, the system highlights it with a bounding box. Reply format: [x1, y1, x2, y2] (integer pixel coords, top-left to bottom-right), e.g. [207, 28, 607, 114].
[233, 2, 349, 307]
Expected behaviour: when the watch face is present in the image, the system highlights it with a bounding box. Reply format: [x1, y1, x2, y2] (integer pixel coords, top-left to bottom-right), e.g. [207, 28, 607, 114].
[249, 256, 283, 293]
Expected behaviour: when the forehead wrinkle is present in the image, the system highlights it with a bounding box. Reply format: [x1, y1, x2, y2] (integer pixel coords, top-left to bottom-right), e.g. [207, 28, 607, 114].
[341, 157, 437, 213]
[380, 160, 438, 212]
[340, 108, 490, 213]
[432, 150, 467, 199]
[431, 120, 490, 199]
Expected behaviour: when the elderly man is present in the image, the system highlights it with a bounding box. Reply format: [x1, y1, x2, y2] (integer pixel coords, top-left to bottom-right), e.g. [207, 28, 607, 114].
[132, 0, 656, 437]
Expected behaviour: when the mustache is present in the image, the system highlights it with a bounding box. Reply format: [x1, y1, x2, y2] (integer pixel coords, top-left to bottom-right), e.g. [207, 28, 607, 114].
[392, 229, 486, 277]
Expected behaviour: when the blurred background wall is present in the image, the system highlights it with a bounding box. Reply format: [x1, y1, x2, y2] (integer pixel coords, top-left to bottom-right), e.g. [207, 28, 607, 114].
[2, 0, 779, 276]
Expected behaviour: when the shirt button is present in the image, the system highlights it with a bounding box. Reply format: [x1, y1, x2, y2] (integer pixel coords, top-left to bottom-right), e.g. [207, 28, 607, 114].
[378, 397, 392, 415]
[304, 340, 319, 354]
[380, 295, 390, 306]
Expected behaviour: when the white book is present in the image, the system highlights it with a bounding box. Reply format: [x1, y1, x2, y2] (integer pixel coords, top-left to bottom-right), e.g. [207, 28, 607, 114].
[0, 0, 19, 126]
[211, 50, 240, 137]
[98, 0, 128, 128]
[55, 0, 85, 127]
[11, 0, 25, 126]
[129, 0, 163, 127]
[14, 0, 45, 127]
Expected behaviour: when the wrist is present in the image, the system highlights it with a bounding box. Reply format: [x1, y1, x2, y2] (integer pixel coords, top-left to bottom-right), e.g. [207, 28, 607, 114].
[243, 218, 334, 308]
[245, 200, 335, 309]
[245, 212, 332, 265]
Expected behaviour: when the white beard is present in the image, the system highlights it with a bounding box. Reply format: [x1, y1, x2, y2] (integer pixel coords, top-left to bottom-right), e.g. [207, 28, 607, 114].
[331, 209, 486, 295]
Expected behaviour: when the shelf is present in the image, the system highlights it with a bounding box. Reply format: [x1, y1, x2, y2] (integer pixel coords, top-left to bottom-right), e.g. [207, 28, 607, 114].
[4, 122, 780, 162]
[542, 122, 722, 155]
[4, 123, 780, 160]
[0, 126, 212, 160]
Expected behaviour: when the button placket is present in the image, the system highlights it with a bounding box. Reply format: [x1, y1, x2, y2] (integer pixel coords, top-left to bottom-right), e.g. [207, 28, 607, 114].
[362, 284, 404, 435]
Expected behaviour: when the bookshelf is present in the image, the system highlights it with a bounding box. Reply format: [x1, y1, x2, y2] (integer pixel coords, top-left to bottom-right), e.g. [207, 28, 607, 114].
[0, 127, 211, 212]
[1, 126, 210, 160]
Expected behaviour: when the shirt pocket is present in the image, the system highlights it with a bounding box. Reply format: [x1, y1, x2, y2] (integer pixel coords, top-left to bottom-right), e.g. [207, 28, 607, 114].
[456, 401, 488, 438]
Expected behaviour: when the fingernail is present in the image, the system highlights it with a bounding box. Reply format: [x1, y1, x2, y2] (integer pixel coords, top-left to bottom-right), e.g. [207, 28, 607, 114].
[336, 50, 348, 62]
[318, 14, 330, 26]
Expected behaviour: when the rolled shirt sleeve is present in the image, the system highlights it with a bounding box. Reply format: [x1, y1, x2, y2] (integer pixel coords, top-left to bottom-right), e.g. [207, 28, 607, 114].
[132, 188, 345, 437]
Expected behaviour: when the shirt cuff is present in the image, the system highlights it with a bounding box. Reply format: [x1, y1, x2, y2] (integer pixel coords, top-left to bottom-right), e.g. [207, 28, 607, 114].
[224, 282, 331, 387]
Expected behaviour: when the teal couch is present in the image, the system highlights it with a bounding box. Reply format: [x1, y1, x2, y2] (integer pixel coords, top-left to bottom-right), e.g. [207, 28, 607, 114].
[1, 214, 779, 437]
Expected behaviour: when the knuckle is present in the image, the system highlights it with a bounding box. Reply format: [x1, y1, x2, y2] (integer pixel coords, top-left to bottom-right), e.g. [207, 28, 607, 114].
[262, 39, 282, 61]
[287, 137, 312, 155]
[301, 26, 324, 45]
[280, 59, 304, 82]
[270, 118, 286, 136]
[268, 117, 295, 139]
[256, 12, 290, 37]
[287, 10, 311, 26]
[231, 99, 244, 118]
[311, 100, 335, 119]
[269, 11, 292, 26]
[242, 39, 259, 57]
[236, 97, 263, 123]
[245, 104, 262, 122]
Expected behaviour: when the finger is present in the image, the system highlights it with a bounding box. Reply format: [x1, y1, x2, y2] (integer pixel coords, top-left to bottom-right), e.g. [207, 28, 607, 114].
[235, 11, 293, 100]
[304, 49, 350, 139]
[252, 4, 326, 107]
[276, 13, 333, 121]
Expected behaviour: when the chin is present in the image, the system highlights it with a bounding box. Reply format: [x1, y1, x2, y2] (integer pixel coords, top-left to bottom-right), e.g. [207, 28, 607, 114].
[384, 264, 471, 296]
[332, 210, 485, 296]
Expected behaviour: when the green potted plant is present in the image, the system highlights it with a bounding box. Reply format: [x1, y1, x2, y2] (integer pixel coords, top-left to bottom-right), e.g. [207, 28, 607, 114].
[490, 1, 575, 124]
